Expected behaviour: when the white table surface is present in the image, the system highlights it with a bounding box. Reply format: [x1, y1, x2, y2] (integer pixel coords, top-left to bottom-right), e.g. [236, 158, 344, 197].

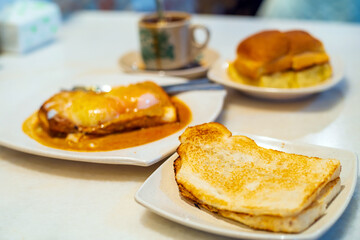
[0, 11, 359, 240]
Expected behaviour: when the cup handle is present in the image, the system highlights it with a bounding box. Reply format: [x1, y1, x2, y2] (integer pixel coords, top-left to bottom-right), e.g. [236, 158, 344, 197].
[190, 24, 210, 61]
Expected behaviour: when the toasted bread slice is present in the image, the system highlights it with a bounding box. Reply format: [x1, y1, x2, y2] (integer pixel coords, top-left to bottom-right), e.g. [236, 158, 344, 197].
[219, 178, 341, 233]
[175, 168, 340, 233]
[38, 81, 177, 135]
[175, 123, 341, 217]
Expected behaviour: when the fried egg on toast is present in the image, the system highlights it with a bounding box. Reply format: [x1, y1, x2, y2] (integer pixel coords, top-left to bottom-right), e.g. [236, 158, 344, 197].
[38, 81, 177, 136]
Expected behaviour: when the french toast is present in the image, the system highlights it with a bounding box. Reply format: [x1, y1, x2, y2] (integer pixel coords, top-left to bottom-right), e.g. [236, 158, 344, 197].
[174, 123, 341, 232]
[38, 81, 177, 136]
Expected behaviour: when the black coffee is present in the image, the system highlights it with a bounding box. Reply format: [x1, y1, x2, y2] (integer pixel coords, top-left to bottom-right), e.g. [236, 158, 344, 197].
[142, 16, 185, 24]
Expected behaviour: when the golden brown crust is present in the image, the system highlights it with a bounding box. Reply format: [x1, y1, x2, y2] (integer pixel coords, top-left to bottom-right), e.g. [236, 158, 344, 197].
[234, 30, 330, 79]
[174, 122, 342, 232]
[236, 30, 289, 62]
[285, 30, 324, 55]
[175, 122, 341, 217]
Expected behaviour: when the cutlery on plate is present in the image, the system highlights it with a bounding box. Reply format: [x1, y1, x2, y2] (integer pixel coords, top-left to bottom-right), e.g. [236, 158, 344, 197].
[69, 78, 224, 95]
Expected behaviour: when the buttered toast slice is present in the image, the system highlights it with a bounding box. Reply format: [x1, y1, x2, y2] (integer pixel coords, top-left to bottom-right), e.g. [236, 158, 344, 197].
[176, 173, 340, 233]
[175, 123, 341, 217]
[219, 178, 341, 233]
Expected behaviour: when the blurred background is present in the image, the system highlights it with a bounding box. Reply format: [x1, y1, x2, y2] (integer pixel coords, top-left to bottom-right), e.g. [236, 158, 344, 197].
[1, 0, 359, 23]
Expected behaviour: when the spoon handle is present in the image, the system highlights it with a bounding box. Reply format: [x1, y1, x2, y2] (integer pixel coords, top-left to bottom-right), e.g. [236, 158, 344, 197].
[69, 78, 224, 94]
[156, 0, 165, 21]
[162, 79, 224, 95]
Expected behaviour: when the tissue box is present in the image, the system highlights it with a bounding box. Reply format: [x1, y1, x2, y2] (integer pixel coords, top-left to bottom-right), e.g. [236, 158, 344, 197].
[0, 1, 61, 53]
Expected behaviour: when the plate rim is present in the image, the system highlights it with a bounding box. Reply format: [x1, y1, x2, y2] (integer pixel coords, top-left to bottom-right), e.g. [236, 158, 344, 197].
[135, 134, 358, 239]
[207, 56, 344, 99]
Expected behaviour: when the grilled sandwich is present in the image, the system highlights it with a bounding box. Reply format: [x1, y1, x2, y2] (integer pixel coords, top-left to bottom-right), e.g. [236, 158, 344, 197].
[174, 122, 341, 232]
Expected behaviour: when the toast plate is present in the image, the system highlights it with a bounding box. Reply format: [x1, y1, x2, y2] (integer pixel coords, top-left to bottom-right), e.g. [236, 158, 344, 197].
[207, 56, 344, 100]
[119, 48, 220, 79]
[0, 74, 226, 166]
[135, 134, 357, 239]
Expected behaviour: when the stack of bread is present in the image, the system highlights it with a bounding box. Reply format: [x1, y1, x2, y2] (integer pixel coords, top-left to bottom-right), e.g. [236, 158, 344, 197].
[228, 30, 332, 88]
[174, 123, 341, 233]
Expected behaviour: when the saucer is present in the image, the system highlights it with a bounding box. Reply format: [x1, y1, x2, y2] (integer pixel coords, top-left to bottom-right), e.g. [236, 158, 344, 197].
[119, 48, 219, 79]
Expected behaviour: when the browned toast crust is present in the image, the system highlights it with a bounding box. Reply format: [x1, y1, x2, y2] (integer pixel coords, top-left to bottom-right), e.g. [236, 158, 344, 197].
[175, 123, 340, 217]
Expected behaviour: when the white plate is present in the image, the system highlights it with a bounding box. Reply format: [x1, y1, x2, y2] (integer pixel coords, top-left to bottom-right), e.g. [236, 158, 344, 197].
[0, 74, 226, 166]
[119, 48, 220, 79]
[207, 56, 344, 100]
[135, 134, 357, 239]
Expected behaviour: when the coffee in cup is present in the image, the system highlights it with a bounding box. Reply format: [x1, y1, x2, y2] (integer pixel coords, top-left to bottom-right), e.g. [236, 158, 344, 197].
[138, 12, 210, 70]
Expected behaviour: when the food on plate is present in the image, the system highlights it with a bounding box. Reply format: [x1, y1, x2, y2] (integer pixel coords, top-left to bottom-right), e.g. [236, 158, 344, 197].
[228, 30, 332, 88]
[23, 81, 192, 151]
[174, 122, 341, 233]
[38, 81, 177, 136]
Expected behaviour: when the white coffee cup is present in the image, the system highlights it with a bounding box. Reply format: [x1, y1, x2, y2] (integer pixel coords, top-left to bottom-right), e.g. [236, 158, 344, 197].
[138, 12, 210, 70]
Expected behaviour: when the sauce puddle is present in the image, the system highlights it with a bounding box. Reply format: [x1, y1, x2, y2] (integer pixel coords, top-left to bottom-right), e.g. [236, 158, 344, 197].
[23, 97, 191, 152]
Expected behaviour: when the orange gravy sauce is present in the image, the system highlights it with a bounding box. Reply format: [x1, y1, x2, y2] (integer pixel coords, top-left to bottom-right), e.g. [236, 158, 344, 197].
[22, 97, 192, 152]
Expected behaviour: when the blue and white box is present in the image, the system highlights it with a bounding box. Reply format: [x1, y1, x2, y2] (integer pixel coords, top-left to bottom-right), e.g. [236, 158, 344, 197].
[0, 0, 61, 53]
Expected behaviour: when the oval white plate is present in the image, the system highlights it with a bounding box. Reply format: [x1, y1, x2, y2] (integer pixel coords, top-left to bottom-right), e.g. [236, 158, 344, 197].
[208, 56, 344, 100]
[135, 134, 357, 239]
[0, 74, 226, 166]
[119, 48, 220, 79]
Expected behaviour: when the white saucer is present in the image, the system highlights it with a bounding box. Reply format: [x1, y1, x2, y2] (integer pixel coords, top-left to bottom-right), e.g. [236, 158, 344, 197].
[208, 56, 344, 100]
[119, 48, 219, 79]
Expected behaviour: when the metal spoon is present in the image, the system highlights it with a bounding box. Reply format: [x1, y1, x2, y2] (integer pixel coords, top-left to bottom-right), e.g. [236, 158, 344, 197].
[156, 0, 165, 22]
[69, 78, 224, 95]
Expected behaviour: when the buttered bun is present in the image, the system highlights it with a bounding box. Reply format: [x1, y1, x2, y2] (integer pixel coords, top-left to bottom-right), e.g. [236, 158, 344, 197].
[230, 30, 332, 88]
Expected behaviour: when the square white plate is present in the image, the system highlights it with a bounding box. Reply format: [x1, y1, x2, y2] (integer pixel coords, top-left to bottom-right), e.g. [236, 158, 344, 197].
[0, 74, 226, 166]
[135, 134, 357, 239]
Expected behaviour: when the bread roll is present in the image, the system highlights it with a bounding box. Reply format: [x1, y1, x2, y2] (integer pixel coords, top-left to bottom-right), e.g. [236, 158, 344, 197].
[234, 30, 330, 80]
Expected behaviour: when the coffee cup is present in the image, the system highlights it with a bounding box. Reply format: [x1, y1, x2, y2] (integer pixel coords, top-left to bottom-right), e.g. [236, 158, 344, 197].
[138, 11, 210, 70]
